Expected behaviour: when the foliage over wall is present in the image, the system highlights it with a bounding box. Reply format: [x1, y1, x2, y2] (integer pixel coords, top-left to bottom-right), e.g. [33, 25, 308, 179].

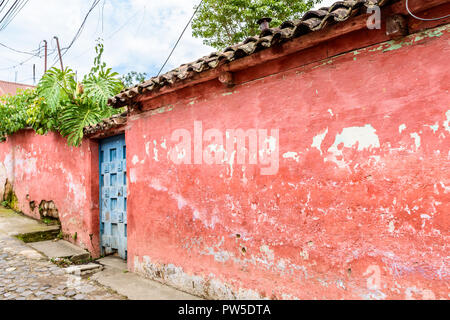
[0, 41, 124, 146]
[192, 0, 320, 50]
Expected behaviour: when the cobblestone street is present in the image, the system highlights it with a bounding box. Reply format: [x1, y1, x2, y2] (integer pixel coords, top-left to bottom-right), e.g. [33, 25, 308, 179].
[0, 235, 126, 300]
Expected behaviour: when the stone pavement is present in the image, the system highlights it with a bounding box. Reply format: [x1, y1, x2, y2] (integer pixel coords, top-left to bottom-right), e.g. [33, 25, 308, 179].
[92, 256, 200, 300]
[0, 206, 126, 300]
[0, 234, 126, 300]
[0, 206, 200, 301]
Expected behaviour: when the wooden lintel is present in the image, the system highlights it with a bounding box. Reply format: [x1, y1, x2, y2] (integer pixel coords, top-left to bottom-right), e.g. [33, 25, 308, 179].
[386, 14, 408, 39]
[391, 0, 449, 15]
[136, 13, 372, 107]
[218, 71, 235, 87]
[135, 0, 449, 107]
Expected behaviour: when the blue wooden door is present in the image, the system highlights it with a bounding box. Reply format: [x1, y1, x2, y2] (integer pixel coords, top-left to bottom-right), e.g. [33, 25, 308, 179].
[99, 134, 127, 260]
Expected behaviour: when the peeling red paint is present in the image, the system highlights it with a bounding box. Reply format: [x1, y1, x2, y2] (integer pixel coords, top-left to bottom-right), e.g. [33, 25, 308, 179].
[125, 23, 450, 299]
[0, 130, 100, 256]
[0, 17, 449, 299]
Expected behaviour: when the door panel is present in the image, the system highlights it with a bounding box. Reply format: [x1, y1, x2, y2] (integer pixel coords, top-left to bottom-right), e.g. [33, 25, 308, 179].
[99, 134, 127, 260]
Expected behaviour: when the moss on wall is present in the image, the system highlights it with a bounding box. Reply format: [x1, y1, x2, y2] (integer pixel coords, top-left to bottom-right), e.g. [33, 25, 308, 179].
[1, 179, 18, 211]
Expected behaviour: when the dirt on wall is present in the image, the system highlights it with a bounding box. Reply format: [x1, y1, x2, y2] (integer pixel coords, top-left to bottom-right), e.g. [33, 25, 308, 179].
[38, 200, 59, 219]
[2, 179, 18, 210]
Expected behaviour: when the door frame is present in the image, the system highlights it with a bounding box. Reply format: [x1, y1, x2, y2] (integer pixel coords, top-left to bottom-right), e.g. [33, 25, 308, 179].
[98, 133, 128, 260]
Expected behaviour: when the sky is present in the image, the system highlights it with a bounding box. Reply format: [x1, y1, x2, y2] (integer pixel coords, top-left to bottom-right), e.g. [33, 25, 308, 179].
[0, 0, 336, 85]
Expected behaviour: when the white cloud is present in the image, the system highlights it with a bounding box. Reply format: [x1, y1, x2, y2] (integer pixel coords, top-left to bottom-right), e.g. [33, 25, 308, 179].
[0, 0, 336, 85]
[0, 0, 213, 84]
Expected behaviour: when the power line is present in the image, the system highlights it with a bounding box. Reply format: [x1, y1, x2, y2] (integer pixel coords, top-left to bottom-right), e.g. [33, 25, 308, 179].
[406, 0, 450, 21]
[50, 0, 102, 68]
[0, 0, 29, 31]
[70, 2, 144, 63]
[0, 41, 44, 71]
[0, 0, 19, 26]
[156, 0, 204, 77]
[0, 54, 35, 71]
[2, 0, 29, 30]
[0, 1, 10, 16]
[63, 0, 101, 51]
[101, 0, 105, 34]
[0, 41, 40, 55]
[105, 7, 140, 40]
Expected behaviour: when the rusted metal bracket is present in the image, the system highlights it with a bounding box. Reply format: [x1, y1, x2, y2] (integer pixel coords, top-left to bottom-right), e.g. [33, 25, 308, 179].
[386, 15, 409, 39]
[218, 71, 235, 87]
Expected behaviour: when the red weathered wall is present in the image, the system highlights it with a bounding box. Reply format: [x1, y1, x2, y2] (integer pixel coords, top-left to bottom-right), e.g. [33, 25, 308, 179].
[0, 130, 100, 256]
[126, 24, 450, 299]
[0, 9, 448, 300]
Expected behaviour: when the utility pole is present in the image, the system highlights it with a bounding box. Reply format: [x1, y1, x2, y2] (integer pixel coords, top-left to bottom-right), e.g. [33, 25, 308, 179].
[54, 36, 64, 71]
[33, 64, 36, 85]
[43, 40, 48, 73]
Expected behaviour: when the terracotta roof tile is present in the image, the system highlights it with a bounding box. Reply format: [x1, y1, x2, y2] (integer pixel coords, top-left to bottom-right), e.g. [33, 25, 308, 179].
[109, 0, 390, 108]
[83, 111, 128, 137]
[0, 80, 35, 96]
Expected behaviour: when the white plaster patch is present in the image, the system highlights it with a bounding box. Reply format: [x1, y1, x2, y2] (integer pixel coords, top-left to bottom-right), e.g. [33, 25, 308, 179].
[410, 133, 421, 151]
[129, 168, 137, 183]
[405, 287, 436, 300]
[399, 124, 407, 134]
[259, 136, 277, 158]
[134, 256, 265, 300]
[227, 150, 236, 178]
[326, 125, 380, 168]
[18, 157, 37, 177]
[311, 128, 328, 155]
[260, 245, 275, 262]
[282, 152, 300, 162]
[0, 154, 14, 193]
[328, 109, 334, 117]
[193, 210, 200, 220]
[153, 141, 159, 162]
[148, 179, 218, 229]
[440, 182, 450, 193]
[172, 193, 188, 210]
[171, 145, 187, 161]
[388, 221, 395, 233]
[300, 249, 309, 260]
[425, 123, 439, 133]
[0, 162, 8, 195]
[241, 166, 248, 185]
[132, 155, 139, 165]
[149, 178, 168, 192]
[202, 247, 234, 263]
[66, 172, 86, 205]
[444, 110, 450, 133]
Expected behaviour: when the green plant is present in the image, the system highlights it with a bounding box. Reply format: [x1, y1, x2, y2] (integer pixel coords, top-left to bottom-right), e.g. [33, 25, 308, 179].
[0, 40, 123, 147]
[51, 257, 72, 268]
[41, 217, 59, 226]
[192, 0, 320, 50]
[120, 71, 147, 88]
[0, 89, 44, 141]
[2, 188, 18, 210]
[37, 40, 123, 146]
